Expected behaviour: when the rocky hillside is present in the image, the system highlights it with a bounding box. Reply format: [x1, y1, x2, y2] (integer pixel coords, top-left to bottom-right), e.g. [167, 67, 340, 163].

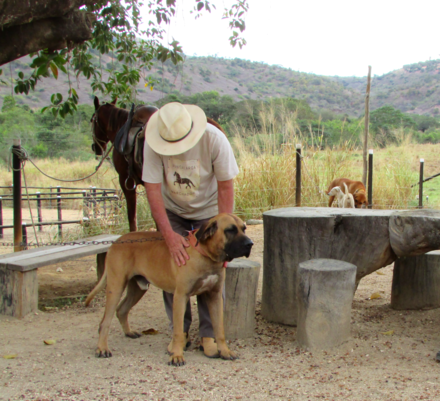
[1, 55, 440, 117]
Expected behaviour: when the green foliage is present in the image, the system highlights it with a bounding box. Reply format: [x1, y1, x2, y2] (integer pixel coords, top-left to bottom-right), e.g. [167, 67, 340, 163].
[5, 0, 248, 115]
[370, 106, 417, 145]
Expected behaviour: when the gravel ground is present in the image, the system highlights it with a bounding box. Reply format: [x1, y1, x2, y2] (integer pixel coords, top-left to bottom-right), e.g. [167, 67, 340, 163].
[1, 224, 440, 400]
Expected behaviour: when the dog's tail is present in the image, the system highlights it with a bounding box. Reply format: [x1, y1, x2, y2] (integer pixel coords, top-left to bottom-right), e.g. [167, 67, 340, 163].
[85, 268, 107, 307]
[343, 182, 349, 195]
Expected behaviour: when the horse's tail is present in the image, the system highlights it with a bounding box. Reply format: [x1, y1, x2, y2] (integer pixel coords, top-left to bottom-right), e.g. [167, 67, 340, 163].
[85, 268, 107, 306]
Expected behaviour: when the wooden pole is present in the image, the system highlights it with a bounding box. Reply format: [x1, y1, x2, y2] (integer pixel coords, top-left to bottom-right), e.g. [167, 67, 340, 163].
[57, 195, 62, 238]
[362, 66, 372, 186]
[419, 158, 424, 209]
[13, 139, 23, 252]
[295, 144, 302, 207]
[367, 149, 373, 208]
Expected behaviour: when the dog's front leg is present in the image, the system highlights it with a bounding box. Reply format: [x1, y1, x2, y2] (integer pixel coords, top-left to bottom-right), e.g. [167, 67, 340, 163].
[206, 288, 237, 361]
[169, 291, 188, 366]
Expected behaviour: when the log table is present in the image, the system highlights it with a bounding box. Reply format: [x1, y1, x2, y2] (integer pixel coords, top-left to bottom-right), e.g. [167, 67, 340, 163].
[262, 207, 440, 326]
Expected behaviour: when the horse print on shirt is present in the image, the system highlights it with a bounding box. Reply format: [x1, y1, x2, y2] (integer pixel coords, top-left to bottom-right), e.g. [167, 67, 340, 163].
[167, 158, 200, 201]
[174, 172, 195, 189]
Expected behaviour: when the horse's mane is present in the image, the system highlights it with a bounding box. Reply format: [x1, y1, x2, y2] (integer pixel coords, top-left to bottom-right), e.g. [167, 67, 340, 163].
[107, 106, 129, 131]
[207, 117, 226, 136]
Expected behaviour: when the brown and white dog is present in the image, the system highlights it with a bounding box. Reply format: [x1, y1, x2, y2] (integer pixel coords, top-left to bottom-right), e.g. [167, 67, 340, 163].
[85, 213, 253, 366]
[326, 178, 368, 208]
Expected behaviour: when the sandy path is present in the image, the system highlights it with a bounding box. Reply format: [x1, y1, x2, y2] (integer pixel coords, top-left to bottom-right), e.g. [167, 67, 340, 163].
[1, 224, 440, 400]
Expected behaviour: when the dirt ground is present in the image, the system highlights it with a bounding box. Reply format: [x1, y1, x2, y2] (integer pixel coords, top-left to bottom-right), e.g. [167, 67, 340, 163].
[2, 223, 440, 400]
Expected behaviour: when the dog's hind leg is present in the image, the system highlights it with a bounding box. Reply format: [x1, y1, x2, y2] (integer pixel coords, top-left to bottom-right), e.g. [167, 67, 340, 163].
[116, 277, 147, 338]
[96, 278, 127, 358]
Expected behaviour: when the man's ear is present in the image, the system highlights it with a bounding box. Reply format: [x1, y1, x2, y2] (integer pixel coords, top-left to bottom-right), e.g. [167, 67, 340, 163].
[196, 220, 218, 244]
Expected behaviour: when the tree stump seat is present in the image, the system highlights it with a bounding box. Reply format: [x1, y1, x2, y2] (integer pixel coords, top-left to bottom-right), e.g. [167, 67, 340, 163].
[391, 250, 440, 310]
[224, 259, 261, 339]
[297, 258, 357, 350]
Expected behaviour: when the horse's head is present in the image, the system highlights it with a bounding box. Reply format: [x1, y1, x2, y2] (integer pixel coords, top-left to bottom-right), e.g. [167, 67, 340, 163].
[91, 96, 118, 157]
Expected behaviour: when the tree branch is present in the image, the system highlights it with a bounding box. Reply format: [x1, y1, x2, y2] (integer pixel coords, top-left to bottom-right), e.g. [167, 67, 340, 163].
[0, 11, 95, 66]
[0, 0, 96, 28]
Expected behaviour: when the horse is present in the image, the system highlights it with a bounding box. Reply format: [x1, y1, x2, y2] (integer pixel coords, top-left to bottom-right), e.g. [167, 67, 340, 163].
[91, 96, 227, 232]
[91, 97, 158, 232]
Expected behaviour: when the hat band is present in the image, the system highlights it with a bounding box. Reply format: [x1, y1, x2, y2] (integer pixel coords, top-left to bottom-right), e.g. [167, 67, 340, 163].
[162, 122, 194, 143]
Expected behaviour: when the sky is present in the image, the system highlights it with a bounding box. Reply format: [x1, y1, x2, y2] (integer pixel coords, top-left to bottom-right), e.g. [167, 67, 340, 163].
[155, 0, 440, 77]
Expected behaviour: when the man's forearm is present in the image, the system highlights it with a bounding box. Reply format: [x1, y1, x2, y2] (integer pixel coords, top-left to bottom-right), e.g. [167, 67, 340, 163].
[144, 182, 174, 237]
[217, 179, 235, 214]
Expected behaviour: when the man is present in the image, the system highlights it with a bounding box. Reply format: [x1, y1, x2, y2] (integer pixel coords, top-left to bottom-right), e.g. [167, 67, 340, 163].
[142, 102, 239, 358]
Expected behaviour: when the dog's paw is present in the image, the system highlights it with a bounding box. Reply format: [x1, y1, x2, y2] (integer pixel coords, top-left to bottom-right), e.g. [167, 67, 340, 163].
[168, 354, 186, 367]
[219, 349, 238, 361]
[125, 331, 142, 339]
[95, 348, 112, 358]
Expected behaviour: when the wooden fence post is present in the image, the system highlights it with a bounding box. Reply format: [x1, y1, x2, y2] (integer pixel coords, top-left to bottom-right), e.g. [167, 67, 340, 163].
[368, 149, 373, 208]
[13, 139, 23, 252]
[22, 222, 27, 250]
[419, 158, 424, 209]
[295, 144, 302, 207]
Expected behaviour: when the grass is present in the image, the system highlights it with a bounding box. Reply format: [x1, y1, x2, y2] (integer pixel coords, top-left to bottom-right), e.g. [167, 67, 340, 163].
[1, 104, 439, 238]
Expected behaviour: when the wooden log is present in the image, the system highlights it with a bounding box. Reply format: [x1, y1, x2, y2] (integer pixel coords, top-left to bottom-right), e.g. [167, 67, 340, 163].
[224, 259, 261, 339]
[390, 209, 440, 257]
[0, 267, 38, 318]
[297, 259, 356, 350]
[391, 251, 440, 310]
[262, 207, 396, 325]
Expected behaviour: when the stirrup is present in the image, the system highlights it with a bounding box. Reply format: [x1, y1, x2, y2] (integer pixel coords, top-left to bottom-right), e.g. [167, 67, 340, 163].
[125, 177, 136, 191]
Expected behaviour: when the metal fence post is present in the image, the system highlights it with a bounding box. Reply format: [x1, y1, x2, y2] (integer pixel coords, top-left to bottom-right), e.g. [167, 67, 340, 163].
[36, 191, 42, 231]
[367, 149, 373, 209]
[419, 158, 424, 209]
[13, 139, 23, 252]
[295, 144, 302, 207]
[57, 195, 62, 238]
[22, 222, 27, 250]
[0, 196, 3, 239]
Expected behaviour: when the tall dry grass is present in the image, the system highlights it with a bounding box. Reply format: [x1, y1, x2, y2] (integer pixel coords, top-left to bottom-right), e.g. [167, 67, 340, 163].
[0, 102, 433, 242]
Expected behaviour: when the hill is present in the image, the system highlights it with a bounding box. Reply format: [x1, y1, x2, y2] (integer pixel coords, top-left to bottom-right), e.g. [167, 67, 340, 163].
[1, 55, 440, 117]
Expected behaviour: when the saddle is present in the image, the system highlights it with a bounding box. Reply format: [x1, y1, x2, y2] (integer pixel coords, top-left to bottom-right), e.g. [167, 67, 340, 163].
[114, 104, 158, 188]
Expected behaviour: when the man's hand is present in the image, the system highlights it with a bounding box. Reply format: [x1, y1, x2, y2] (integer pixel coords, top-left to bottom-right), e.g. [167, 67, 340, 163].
[163, 231, 190, 267]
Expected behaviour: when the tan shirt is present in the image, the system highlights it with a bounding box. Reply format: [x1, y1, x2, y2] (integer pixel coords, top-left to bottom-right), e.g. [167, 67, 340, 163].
[142, 123, 239, 220]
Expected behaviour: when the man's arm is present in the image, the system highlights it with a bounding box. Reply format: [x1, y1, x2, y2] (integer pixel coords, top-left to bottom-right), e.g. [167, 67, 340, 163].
[217, 179, 234, 214]
[144, 182, 189, 267]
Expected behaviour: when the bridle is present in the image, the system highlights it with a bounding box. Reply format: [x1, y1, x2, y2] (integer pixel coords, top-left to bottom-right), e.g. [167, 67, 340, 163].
[91, 104, 110, 155]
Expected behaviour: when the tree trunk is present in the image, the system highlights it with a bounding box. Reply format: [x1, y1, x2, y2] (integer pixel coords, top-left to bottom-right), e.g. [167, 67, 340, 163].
[262, 207, 396, 326]
[391, 251, 440, 310]
[224, 259, 261, 339]
[297, 259, 356, 350]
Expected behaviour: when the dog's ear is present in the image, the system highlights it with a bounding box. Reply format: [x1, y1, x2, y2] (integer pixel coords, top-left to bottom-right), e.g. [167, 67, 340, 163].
[196, 220, 218, 244]
[94, 96, 100, 110]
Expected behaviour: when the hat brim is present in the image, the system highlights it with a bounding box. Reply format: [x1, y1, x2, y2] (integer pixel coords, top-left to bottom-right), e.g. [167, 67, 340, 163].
[144, 104, 207, 156]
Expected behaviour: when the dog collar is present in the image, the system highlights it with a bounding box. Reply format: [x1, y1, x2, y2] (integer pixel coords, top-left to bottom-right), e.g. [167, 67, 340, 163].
[186, 230, 228, 268]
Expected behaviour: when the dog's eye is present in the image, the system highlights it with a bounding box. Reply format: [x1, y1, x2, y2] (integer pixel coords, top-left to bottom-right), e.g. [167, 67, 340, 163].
[225, 226, 238, 235]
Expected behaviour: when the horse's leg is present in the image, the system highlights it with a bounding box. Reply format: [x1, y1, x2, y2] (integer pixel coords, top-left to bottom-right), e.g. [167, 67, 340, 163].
[114, 152, 137, 232]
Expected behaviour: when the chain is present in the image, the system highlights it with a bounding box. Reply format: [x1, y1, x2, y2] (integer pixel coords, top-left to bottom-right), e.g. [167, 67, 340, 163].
[0, 236, 163, 248]
[9, 143, 114, 183]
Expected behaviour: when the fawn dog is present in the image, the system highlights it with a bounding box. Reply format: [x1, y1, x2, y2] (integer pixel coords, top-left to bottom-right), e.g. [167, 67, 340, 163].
[85, 213, 253, 366]
[326, 178, 368, 208]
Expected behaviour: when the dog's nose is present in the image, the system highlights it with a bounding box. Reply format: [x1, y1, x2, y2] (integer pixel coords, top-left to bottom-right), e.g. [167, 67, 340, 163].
[244, 238, 254, 249]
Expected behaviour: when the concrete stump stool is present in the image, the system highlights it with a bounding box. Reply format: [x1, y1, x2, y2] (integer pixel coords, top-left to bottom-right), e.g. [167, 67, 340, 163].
[391, 251, 440, 310]
[297, 259, 356, 350]
[224, 259, 261, 339]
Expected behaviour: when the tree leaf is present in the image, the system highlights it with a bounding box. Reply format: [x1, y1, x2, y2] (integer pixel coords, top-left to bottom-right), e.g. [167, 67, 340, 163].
[44, 339, 56, 345]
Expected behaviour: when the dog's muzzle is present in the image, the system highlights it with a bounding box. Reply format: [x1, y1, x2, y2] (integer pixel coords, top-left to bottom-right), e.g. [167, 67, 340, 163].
[225, 236, 254, 261]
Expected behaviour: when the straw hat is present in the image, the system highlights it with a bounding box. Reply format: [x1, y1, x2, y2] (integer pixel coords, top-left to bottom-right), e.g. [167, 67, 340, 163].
[145, 102, 207, 156]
